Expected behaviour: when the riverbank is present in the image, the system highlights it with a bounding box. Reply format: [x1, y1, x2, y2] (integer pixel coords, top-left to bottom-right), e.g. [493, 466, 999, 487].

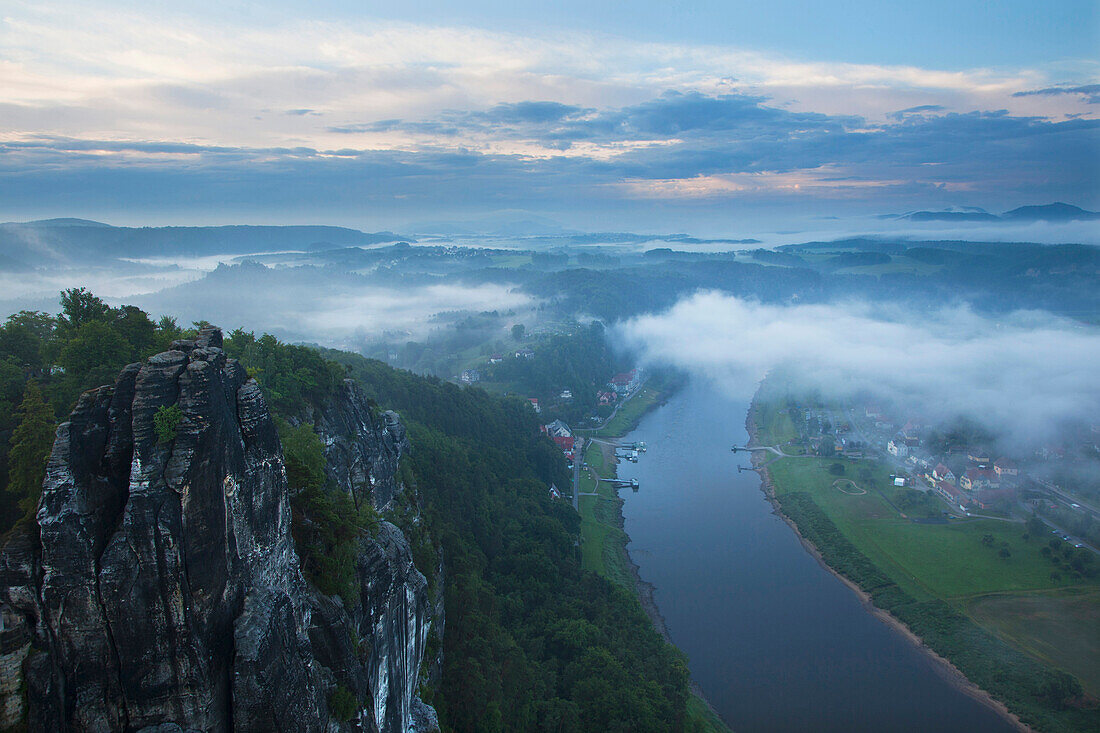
[745, 390, 1096, 733]
[577, 378, 733, 733]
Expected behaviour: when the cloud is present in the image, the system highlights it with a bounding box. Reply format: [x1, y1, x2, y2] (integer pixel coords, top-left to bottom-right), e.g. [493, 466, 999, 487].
[618, 292, 1100, 448]
[888, 104, 946, 120]
[1, 99, 1096, 227]
[2, 2, 1097, 222]
[1013, 84, 1100, 103]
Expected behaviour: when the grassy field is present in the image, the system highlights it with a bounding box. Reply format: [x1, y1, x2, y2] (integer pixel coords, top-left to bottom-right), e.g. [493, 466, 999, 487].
[766, 456, 1091, 600]
[577, 442, 633, 586]
[755, 390, 1100, 731]
[754, 398, 799, 446]
[594, 383, 662, 437]
[969, 589, 1100, 697]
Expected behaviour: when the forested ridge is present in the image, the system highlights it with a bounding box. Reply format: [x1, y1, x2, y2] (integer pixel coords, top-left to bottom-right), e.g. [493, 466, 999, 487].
[0, 291, 698, 732]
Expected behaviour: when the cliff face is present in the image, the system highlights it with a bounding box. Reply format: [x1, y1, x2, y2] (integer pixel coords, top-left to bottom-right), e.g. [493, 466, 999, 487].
[311, 379, 407, 510]
[0, 328, 436, 732]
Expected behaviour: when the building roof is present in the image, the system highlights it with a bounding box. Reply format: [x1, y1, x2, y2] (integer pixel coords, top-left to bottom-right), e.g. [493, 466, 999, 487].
[937, 480, 963, 499]
[552, 435, 575, 451]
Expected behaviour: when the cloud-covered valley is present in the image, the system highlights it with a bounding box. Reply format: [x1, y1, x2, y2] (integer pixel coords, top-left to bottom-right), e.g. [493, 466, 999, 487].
[619, 292, 1100, 448]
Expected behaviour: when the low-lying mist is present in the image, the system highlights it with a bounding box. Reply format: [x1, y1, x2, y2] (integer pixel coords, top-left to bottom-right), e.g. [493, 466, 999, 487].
[617, 291, 1100, 449]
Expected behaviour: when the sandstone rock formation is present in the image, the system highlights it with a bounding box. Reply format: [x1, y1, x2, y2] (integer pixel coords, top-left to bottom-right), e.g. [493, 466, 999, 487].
[0, 327, 436, 732]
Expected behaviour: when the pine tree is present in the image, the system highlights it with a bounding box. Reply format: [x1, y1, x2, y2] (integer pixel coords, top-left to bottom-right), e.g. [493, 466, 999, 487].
[7, 380, 56, 517]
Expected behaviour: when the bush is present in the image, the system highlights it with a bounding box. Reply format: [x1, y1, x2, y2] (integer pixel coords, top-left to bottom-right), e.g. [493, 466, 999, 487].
[329, 684, 360, 723]
[153, 404, 183, 444]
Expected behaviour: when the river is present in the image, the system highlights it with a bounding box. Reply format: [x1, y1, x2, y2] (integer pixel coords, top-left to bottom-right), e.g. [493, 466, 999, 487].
[615, 380, 1016, 732]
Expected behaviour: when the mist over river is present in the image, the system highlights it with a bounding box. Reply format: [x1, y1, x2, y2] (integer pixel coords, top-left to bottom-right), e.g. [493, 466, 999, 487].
[614, 380, 1016, 732]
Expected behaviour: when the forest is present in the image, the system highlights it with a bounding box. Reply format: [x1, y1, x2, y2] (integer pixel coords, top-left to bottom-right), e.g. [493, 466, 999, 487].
[0, 291, 699, 732]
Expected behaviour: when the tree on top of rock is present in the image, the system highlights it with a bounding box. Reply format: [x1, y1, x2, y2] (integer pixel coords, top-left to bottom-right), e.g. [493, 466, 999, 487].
[5, 380, 56, 524]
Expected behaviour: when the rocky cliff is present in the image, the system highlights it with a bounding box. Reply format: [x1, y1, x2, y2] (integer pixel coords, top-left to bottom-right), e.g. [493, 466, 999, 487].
[0, 327, 436, 732]
[310, 379, 407, 511]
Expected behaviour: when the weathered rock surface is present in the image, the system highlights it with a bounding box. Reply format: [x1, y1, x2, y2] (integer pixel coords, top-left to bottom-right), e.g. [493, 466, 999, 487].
[307, 382, 437, 733]
[0, 327, 436, 732]
[310, 380, 409, 510]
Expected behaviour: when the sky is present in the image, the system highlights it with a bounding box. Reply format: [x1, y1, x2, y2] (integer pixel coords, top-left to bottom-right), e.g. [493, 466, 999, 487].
[1, 0, 1097, 231]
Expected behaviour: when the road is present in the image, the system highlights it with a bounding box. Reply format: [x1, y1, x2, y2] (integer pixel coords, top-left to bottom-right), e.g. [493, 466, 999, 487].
[1025, 504, 1100, 557]
[572, 437, 582, 512]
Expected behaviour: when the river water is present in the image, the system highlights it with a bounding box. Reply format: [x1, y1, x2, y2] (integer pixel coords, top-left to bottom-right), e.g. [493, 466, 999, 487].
[615, 380, 1015, 732]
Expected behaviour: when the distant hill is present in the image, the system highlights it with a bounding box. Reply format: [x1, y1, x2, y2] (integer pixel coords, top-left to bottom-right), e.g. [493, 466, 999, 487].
[894, 202, 1099, 224]
[13, 217, 113, 228]
[1001, 202, 1100, 222]
[902, 211, 1000, 222]
[0, 220, 413, 266]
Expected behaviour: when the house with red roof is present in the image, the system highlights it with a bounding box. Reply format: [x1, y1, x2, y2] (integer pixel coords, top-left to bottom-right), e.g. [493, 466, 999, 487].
[609, 369, 640, 395]
[960, 468, 999, 492]
[933, 463, 955, 484]
[935, 480, 966, 507]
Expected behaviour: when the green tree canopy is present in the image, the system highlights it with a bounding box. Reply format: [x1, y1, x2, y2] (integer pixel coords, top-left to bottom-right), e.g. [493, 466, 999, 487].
[58, 287, 111, 333]
[59, 320, 132, 389]
[6, 381, 56, 522]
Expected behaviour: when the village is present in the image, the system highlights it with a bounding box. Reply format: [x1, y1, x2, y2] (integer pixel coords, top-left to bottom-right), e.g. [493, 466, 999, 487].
[789, 399, 1100, 554]
[539, 368, 644, 468]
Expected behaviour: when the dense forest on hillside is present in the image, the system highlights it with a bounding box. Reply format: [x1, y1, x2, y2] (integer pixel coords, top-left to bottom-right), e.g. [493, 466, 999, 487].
[474, 322, 626, 424]
[0, 292, 698, 732]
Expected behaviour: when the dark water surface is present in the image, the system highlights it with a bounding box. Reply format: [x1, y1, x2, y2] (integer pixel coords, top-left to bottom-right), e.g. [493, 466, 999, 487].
[615, 381, 1015, 732]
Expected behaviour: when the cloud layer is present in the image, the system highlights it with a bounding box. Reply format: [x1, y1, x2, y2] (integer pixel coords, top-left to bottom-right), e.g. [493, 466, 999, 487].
[618, 292, 1100, 447]
[2, 2, 1098, 225]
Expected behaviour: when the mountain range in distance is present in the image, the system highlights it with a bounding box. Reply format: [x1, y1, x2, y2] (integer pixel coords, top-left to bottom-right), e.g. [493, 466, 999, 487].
[892, 202, 1100, 223]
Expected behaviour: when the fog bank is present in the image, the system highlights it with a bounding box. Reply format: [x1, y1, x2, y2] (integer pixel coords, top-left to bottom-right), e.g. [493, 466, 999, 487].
[618, 292, 1100, 447]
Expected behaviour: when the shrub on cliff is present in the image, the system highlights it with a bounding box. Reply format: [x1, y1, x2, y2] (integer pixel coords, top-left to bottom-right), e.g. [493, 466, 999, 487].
[329, 684, 360, 722]
[154, 404, 183, 444]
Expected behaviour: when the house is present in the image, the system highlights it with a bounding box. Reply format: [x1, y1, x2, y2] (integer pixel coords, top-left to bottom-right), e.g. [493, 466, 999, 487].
[552, 435, 575, 453]
[610, 369, 640, 395]
[887, 439, 909, 458]
[488, 354, 503, 364]
[933, 463, 955, 484]
[901, 419, 923, 435]
[527, 398, 541, 414]
[993, 457, 1018, 477]
[543, 419, 572, 439]
[559, 389, 573, 400]
[515, 348, 535, 359]
[460, 369, 480, 384]
[598, 391, 617, 405]
[548, 484, 562, 500]
[967, 448, 991, 466]
[906, 451, 933, 469]
[935, 480, 966, 507]
[960, 468, 999, 492]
